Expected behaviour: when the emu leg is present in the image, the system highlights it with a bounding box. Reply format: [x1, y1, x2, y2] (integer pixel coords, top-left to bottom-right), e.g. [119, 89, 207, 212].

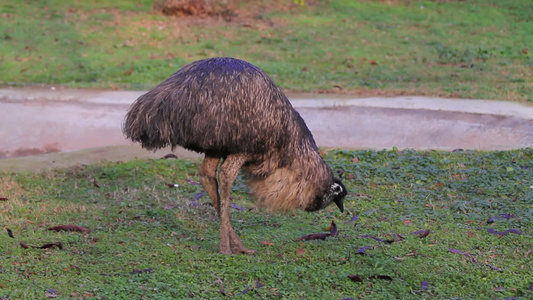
[199, 155, 221, 214]
[218, 154, 256, 255]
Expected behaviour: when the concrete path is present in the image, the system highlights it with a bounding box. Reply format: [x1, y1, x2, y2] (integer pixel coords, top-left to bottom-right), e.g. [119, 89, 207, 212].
[1, 87, 532, 172]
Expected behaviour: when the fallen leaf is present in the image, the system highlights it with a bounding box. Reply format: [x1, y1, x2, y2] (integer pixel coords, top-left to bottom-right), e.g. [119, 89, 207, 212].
[33, 242, 63, 250]
[0, 197, 8, 201]
[448, 248, 477, 263]
[403, 219, 413, 225]
[45, 289, 58, 298]
[411, 229, 430, 238]
[369, 60, 378, 65]
[20, 242, 29, 249]
[261, 241, 274, 246]
[296, 248, 306, 255]
[93, 179, 100, 188]
[486, 213, 514, 224]
[448, 248, 467, 255]
[130, 268, 154, 275]
[394, 256, 406, 261]
[352, 156, 359, 163]
[297, 221, 340, 241]
[255, 280, 264, 289]
[238, 280, 264, 295]
[357, 234, 394, 244]
[231, 203, 245, 211]
[186, 178, 201, 185]
[185, 191, 203, 207]
[47, 225, 91, 233]
[189, 191, 204, 207]
[369, 275, 393, 281]
[83, 293, 96, 298]
[355, 246, 372, 255]
[347, 215, 358, 223]
[213, 278, 225, 296]
[486, 264, 503, 272]
[6, 228, 14, 238]
[296, 233, 331, 241]
[487, 228, 521, 236]
[329, 221, 338, 236]
[523, 48, 529, 55]
[347, 274, 363, 282]
[421, 280, 429, 290]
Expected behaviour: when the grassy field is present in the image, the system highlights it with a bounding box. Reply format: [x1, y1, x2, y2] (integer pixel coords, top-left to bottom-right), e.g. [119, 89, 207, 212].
[0, 0, 531, 100]
[0, 149, 531, 299]
[1, 1, 532, 299]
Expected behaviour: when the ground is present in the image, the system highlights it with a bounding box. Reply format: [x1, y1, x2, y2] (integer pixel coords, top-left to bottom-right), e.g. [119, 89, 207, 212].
[0, 0, 531, 100]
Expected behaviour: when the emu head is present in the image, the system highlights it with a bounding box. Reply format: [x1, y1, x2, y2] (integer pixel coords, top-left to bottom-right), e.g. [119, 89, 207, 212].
[306, 178, 348, 213]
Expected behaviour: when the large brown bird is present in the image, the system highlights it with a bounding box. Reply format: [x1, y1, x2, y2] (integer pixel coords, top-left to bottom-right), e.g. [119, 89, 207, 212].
[123, 57, 347, 254]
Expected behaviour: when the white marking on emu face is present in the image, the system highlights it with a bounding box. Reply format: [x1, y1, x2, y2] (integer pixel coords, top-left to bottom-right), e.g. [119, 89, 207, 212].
[332, 182, 343, 195]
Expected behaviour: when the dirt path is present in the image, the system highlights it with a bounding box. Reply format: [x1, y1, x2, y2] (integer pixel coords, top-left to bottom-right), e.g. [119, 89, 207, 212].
[1, 87, 532, 172]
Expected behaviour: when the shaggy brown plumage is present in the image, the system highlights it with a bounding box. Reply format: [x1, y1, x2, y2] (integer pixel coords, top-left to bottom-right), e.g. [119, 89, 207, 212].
[123, 57, 347, 254]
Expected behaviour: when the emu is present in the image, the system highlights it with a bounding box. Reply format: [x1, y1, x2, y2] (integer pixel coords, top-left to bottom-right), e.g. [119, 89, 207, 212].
[123, 57, 347, 254]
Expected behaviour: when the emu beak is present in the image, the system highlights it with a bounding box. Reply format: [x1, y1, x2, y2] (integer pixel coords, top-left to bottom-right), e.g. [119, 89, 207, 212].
[334, 198, 344, 213]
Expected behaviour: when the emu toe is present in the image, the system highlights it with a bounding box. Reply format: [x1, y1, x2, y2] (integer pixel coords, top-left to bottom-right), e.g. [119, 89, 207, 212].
[220, 226, 256, 255]
[229, 230, 256, 255]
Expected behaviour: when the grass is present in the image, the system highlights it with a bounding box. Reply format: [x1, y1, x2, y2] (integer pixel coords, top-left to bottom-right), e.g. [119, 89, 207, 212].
[1, 149, 532, 299]
[0, 1, 532, 298]
[0, 0, 531, 100]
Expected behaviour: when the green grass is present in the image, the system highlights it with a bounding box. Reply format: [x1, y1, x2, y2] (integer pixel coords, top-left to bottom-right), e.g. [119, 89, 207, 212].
[1, 149, 532, 299]
[0, 0, 531, 100]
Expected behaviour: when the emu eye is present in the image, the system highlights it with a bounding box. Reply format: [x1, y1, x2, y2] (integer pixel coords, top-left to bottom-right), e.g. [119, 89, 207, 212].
[332, 182, 343, 194]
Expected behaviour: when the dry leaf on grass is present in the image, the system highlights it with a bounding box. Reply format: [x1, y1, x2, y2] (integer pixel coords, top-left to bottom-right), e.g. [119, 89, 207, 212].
[47, 225, 91, 233]
[295, 248, 306, 255]
[296, 221, 338, 241]
[33, 242, 63, 250]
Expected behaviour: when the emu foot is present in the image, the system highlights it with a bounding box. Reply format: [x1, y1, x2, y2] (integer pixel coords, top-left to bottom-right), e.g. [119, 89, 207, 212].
[220, 227, 256, 255]
[229, 229, 256, 254]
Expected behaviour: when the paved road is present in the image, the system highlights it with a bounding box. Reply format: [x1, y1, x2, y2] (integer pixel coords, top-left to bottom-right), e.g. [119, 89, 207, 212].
[1, 87, 532, 172]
